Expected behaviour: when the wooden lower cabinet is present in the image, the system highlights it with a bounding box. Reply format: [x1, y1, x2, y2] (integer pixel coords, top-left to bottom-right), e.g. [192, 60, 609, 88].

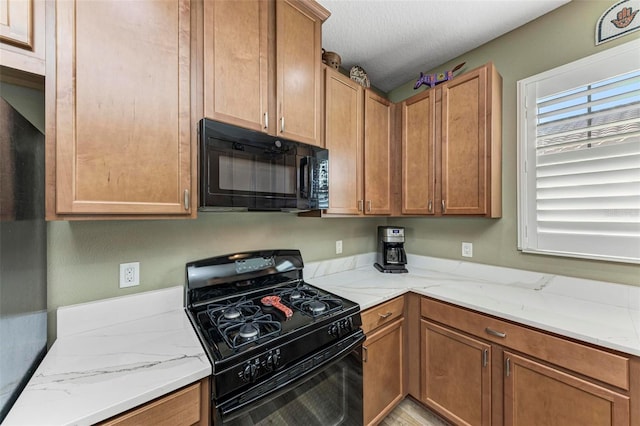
[98, 379, 209, 426]
[419, 297, 635, 426]
[364, 317, 405, 426]
[504, 352, 629, 426]
[420, 320, 491, 425]
[362, 296, 405, 425]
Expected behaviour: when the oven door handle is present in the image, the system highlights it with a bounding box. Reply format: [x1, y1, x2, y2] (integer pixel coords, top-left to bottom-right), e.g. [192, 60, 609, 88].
[218, 330, 365, 422]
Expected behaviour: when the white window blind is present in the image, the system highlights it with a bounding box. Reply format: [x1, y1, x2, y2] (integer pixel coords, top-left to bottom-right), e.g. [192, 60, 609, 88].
[517, 39, 640, 264]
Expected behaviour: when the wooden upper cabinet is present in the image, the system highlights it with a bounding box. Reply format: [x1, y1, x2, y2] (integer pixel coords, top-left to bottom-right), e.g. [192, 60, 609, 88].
[275, 0, 326, 146]
[321, 67, 392, 217]
[47, 0, 194, 218]
[400, 62, 502, 218]
[364, 90, 392, 215]
[324, 66, 363, 215]
[441, 66, 485, 215]
[0, 0, 45, 75]
[402, 89, 435, 215]
[204, 0, 268, 132]
[440, 63, 502, 217]
[204, 0, 328, 147]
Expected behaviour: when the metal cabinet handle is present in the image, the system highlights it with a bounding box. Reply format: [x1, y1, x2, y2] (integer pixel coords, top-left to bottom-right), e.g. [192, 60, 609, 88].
[264, 112, 268, 129]
[485, 327, 506, 338]
[378, 312, 393, 319]
[183, 189, 190, 211]
[367, 200, 372, 212]
[428, 200, 433, 212]
[363, 345, 368, 363]
[280, 116, 285, 133]
[441, 199, 446, 213]
[505, 357, 511, 377]
[482, 349, 488, 368]
[358, 200, 364, 212]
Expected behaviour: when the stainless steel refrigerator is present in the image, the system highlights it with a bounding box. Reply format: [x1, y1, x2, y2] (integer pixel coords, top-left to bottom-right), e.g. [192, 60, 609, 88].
[0, 97, 47, 422]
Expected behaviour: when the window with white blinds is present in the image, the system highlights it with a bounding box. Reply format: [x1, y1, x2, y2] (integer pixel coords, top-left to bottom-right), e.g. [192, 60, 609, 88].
[517, 39, 640, 264]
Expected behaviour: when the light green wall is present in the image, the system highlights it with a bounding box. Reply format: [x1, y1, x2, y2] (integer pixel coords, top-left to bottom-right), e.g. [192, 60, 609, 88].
[47, 215, 383, 342]
[389, 0, 640, 286]
[0, 81, 45, 133]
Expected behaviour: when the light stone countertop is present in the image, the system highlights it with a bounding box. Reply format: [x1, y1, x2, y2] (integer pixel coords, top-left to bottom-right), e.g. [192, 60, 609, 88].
[4, 254, 639, 425]
[3, 286, 211, 426]
[305, 253, 640, 357]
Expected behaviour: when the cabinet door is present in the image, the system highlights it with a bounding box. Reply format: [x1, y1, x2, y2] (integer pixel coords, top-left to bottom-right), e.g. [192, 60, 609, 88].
[440, 65, 488, 215]
[52, 0, 192, 215]
[275, 0, 323, 146]
[98, 380, 208, 426]
[204, 0, 268, 133]
[0, 0, 32, 49]
[324, 67, 363, 215]
[0, 0, 44, 75]
[364, 318, 404, 426]
[402, 89, 435, 215]
[504, 352, 630, 426]
[363, 90, 392, 215]
[421, 320, 491, 426]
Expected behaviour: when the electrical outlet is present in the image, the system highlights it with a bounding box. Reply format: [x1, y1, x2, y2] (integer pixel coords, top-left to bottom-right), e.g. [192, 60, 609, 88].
[119, 262, 140, 288]
[462, 242, 473, 258]
[336, 240, 343, 254]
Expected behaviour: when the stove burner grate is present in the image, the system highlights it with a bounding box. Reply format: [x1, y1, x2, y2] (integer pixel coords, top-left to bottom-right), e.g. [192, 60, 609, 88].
[276, 283, 319, 303]
[206, 298, 261, 326]
[206, 298, 282, 350]
[221, 313, 281, 349]
[291, 294, 344, 318]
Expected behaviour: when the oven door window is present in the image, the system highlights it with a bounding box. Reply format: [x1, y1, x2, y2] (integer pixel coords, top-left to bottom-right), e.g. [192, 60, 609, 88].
[221, 350, 362, 426]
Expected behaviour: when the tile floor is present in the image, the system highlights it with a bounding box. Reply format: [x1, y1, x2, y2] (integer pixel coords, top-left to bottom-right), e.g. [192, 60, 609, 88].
[380, 398, 450, 426]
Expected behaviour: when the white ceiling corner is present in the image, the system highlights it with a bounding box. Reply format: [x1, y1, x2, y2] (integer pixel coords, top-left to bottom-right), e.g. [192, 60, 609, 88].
[318, 0, 571, 93]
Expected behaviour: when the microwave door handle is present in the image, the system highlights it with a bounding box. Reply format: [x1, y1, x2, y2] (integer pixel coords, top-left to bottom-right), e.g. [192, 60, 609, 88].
[299, 156, 309, 199]
[307, 156, 315, 200]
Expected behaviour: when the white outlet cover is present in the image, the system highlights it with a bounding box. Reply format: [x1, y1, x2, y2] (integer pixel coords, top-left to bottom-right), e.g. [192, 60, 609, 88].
[119, 262, 140, 288]
[336, 240, 343, 254]
[462, 242, 473, 258]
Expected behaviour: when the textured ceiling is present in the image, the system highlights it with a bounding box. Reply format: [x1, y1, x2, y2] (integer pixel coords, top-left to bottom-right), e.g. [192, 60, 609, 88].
[318, 0, 570, 93]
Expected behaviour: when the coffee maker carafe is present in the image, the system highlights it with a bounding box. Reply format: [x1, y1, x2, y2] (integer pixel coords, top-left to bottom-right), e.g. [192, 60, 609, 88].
[374, 226, 408, 273]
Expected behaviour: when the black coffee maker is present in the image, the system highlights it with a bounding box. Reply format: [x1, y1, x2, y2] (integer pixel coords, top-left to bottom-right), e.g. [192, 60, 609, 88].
[374, 226, 408, 273]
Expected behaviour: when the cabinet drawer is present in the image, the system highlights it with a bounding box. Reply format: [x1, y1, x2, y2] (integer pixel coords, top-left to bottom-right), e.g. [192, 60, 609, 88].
[421, 298, 630, 390]
[362, 296, 404, 334]
[99, 382, 203, 426]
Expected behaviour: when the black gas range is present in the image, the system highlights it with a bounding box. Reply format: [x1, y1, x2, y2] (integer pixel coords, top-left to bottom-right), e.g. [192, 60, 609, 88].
[185, 250, 365, 425]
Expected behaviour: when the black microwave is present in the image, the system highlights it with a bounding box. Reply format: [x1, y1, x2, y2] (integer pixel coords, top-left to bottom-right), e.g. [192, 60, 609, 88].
[199, 119, 329, 212]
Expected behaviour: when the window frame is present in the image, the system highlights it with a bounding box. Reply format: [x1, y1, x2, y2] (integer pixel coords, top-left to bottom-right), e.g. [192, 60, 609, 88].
[517, 38, 640, 264]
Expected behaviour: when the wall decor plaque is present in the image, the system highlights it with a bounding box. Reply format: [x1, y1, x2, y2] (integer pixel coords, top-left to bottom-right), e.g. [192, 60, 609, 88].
[596, 0, 640, 44]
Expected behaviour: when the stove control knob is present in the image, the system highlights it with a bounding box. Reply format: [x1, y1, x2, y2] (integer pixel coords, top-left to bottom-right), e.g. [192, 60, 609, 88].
[243, 362, 258, 382]
[328, 323, 339, 337]
[344, 317, 353, 332]
[267, 351, 280, 370]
